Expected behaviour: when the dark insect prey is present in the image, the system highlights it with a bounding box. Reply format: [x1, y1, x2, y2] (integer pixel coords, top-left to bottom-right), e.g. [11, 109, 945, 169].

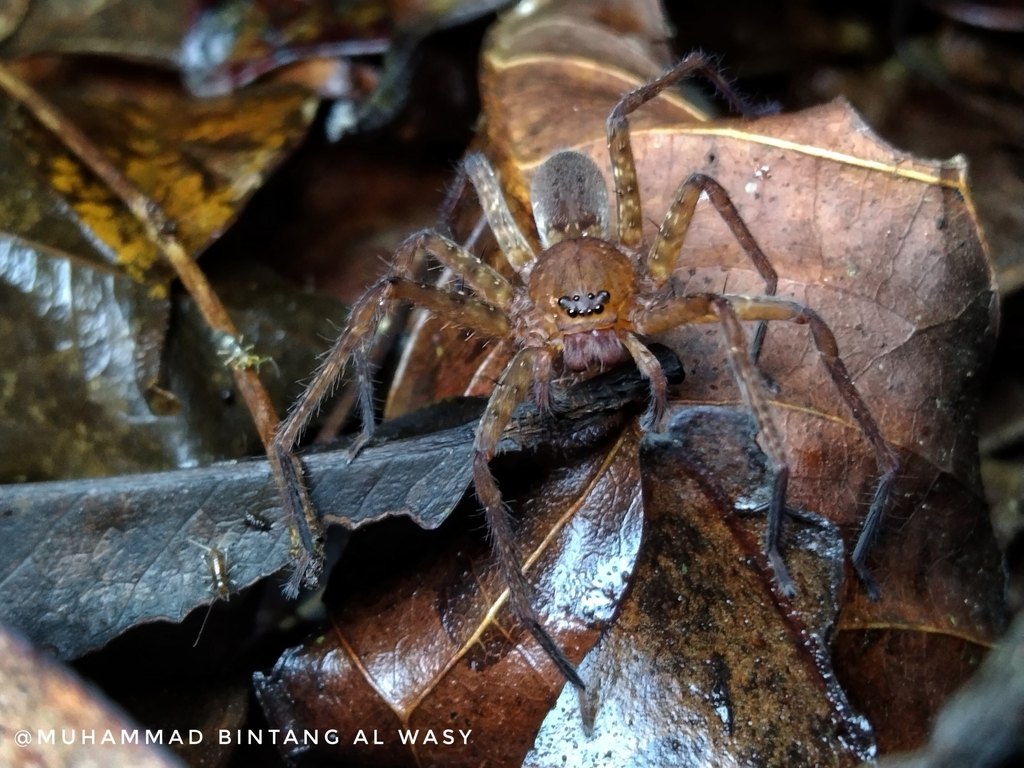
[269, 53, 900, 689]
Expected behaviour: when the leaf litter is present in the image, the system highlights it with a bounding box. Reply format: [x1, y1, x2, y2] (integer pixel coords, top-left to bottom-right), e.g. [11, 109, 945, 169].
[332, 0, 1006, 762]
[0, 348, 678, 660]
[0, 0, 1010, 765]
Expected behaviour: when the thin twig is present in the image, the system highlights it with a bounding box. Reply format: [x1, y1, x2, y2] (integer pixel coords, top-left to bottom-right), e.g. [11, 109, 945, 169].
[0, 63, 279, 448]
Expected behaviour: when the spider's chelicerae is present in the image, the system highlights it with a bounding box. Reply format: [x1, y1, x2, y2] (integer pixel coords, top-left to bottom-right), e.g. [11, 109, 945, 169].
[270, 53, 900, 689]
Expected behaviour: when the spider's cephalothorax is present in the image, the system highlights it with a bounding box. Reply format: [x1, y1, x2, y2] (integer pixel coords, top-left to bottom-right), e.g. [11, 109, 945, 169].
[269, 53, 900, 691]
[527, 205, 636, 372]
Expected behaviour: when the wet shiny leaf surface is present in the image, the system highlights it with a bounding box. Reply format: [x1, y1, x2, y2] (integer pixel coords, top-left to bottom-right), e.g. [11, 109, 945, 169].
[0, 2, 1014, 766]
[0, 351, 673, 661]
[379, 0, 1003, 760]
[0, 72, 317, 481]
[528, 407, 870, 767]
[254, 426, 644, 767]
[250, 350, 683, 767]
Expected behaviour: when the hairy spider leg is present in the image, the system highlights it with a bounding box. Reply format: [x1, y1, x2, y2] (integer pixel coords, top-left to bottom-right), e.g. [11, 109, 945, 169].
[472, 346, 585, 689]
[270, 230, 513, 596]
[463, 152, 536, 274]
[437, 156, 474, 236]
[620, 332, 669, 430]
[634, 294, 900, 599]
[607, 51, 763, 251]
[649, 173, 778, 361]
[391, 225, 580, 688]
[607, 56, 778, 361]
[709, 298, 795, 596]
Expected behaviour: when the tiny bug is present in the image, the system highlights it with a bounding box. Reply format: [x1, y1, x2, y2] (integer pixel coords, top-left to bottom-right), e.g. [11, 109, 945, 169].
[188, 539, 231, 645]
[244, 509, 272, 532]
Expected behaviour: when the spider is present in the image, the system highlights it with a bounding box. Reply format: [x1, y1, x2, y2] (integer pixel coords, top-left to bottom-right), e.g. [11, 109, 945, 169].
[269, 53, 900, 691]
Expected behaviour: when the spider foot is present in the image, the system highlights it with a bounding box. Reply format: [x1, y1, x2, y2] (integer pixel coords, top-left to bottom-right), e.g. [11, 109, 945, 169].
[524, 616, 585, 690]
[283, 547, 321, 599]
[638, 402, 664, 433]
[767, 547, 796, 598]
[577, 684, 597, 737]
[341, 429, 373, 465]
[637, 376, 667, 433]
[854, 559, 881, 602]
[749, 99, 782, 118]
[740, 501, 827, 528]
[758, 368, 781, 396]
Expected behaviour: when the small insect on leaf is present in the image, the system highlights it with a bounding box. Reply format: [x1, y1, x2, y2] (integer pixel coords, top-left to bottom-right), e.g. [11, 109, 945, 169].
[188, 539, 231, 646]
[244, 509, 273, 531]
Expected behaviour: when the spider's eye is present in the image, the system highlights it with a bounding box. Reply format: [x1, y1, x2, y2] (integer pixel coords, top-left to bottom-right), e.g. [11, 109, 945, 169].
[559, 291, 610, 318]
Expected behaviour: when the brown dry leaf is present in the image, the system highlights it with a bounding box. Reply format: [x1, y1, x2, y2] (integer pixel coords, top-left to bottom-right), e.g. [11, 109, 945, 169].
[0, 621, 184, 768]
[0, 0, 182, 64]
[798, 27, 1024, 298]
[12, 71, 318, 289]
[254, 423, 645, 767]
[528, 407, 870, 767]
[0, 66, 317, 480]
[387, 0, 1002, 756]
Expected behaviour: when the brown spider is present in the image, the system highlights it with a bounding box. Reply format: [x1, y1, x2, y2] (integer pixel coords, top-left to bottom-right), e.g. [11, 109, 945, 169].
[269, 53, 900, 690]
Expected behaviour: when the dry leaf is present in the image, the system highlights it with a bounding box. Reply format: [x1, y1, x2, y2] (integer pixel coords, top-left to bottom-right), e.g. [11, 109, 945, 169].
[0, 0, 182, 64]
[0, 621, 184, 768]
[254, 425, 644, 767]
[181, 0, 514, 97]
[382, 0, 1002, 756]
[528, 407, 871, 767]
[0, 70, 317, 480]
